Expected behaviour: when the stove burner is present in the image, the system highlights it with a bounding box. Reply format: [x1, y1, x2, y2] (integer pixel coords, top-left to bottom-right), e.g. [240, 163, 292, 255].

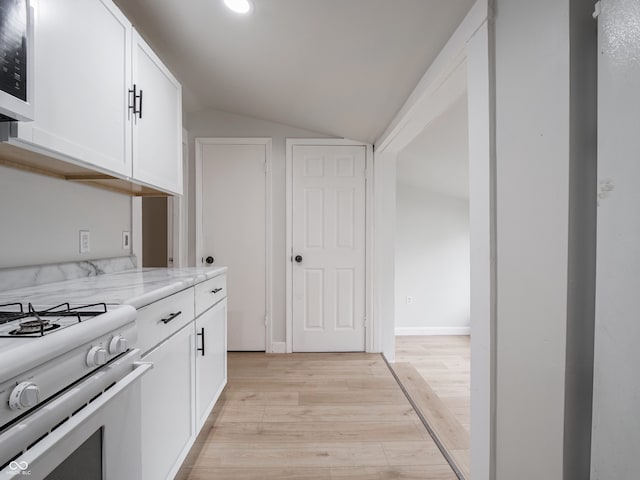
[0, 302, 108, 337]
[10, 319, 61, 335]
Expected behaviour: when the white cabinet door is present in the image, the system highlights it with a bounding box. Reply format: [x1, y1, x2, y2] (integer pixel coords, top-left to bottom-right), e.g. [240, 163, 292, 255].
[195, 298, 227, 430]
[141, 323, 195, 480]
[14, 0, 132, 176]
[132, 30, 183, 195]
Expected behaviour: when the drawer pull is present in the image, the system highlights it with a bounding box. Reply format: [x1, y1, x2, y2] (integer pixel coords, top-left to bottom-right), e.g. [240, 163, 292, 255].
[197, 327, 205, 356]
[160, 311, 182, 324]
[211, 288, 223, 294]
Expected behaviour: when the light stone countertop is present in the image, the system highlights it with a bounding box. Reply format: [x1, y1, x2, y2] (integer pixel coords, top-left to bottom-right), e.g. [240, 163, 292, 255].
[0, 267, 227, 309]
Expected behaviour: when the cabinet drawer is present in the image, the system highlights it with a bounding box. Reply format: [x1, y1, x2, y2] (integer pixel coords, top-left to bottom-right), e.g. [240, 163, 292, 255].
[137, 288, 194, 354]
[195, 275, 227, 317]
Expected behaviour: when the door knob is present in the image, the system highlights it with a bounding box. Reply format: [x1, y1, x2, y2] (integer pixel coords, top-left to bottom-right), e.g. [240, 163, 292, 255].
[294, 255, 303, 263]
[205, 256, 214, 264]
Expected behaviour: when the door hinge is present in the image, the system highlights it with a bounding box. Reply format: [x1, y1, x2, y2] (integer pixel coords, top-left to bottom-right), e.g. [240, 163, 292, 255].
[363, 317, 367, 328]
[593, 1, 601, 19]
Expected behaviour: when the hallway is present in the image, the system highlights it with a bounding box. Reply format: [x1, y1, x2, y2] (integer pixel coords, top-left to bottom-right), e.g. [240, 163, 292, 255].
[176, 352, 458, 479]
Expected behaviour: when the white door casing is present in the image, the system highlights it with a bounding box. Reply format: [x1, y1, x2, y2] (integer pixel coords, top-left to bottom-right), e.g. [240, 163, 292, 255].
[195, 138, 272, 352]
[287, 141, 372, 352]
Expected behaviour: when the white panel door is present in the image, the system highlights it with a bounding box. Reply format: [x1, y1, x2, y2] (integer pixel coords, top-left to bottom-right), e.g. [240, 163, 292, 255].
[591, 1, 640, 477]
[132, 30, 183, 194]
[200, 142, 267, 351]
[292, 145, 366, 352]
[14, 0, 132, 176]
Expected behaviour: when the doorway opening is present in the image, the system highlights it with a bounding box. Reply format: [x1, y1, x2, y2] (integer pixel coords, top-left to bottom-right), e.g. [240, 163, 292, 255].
[374, 3, 495, 478]
[392, 93, 471, 477]
[141, 197, 168, 268]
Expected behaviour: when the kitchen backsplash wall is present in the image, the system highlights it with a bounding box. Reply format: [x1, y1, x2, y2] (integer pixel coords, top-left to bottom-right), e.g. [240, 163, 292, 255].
[0, 165, 132, 269]
[0, 256, 137, 291]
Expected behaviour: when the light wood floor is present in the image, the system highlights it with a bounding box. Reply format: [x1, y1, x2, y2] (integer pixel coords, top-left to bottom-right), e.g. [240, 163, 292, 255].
[393, 336, 471, 479]
[176, 352, 457, 480]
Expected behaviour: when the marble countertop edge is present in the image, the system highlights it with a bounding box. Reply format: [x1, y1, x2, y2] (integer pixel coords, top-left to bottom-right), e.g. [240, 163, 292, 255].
[0, 266, 227, 308]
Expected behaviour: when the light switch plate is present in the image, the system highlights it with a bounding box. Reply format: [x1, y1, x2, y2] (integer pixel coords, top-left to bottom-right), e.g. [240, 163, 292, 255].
[79, 230, 90, 254]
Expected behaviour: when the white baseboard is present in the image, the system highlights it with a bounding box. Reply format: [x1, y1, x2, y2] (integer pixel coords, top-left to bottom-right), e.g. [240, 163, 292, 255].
[395, 326, 471, 336]
[271, 342, 286, 353]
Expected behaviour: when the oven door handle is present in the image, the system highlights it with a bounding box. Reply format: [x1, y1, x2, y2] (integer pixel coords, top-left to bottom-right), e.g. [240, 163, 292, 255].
[0, 358, 152, 477]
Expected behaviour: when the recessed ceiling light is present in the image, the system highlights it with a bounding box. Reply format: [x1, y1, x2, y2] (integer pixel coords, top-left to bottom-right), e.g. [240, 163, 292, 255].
[223, 0, 253, 15]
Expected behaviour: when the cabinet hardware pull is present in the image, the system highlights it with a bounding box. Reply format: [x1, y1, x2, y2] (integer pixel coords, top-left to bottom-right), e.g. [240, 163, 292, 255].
[197, 327, 205, 356]
[128, 84, 139, 117]
[160, 311, 182, 324]
[138, 89, 143, 119]
[211, 288, 223, 294]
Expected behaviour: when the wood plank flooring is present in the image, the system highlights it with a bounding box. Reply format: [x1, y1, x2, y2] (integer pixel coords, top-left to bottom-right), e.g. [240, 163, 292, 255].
[176, 352, 457, 480]
[392, 336, 471, 479]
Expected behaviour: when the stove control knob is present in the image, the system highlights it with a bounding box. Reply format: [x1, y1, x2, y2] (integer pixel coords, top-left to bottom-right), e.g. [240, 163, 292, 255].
[9, 382, 40, 410]
[86, 346, 108, 367]
[109, 335, 128, 355]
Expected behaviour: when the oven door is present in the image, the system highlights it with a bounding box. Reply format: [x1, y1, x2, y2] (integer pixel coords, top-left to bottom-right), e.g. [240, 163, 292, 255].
[0, 350, 152, 480]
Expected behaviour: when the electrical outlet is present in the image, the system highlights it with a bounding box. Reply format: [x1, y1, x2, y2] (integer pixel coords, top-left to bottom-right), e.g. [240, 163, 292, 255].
[406, 296, 413, 305]
[122, 231, 130, 249]
[79, 230, 90, 254]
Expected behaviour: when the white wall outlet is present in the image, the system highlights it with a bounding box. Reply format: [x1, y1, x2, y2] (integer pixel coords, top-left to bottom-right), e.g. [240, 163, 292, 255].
[79, 230, 90, 254]
[406, 296, 413, 305]
[122, 231, 130, 249]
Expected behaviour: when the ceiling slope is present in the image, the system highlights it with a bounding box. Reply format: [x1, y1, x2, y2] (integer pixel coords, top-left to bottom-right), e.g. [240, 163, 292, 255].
[115, 0, 475, 143]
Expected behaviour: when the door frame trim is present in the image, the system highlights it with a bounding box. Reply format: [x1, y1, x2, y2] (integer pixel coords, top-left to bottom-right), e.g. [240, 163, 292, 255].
[195, 137, 273, 352]
[285, 138, 374, 353]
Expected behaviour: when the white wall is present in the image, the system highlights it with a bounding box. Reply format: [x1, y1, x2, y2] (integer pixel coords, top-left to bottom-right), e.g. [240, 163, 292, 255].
[494, 0, 597, 478]
[185, 108, 328, 345]
[394, 183, 469, 334]
[591, 0, 639, 478]
[373, 151, 397, 361]
[0, 166, 132, 268]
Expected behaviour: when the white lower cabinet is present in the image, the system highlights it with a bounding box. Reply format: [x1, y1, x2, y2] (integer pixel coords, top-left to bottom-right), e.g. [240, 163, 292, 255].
[138, 274, 227, 479]
[140, 323, 196, 480]
[195, 298, 227, 430]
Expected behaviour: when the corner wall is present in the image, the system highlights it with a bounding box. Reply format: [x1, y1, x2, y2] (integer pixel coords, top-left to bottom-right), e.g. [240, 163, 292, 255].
[493, 0, 597, 477]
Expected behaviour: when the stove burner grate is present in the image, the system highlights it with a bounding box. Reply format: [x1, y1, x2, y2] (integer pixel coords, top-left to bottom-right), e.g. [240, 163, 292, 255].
[0, 302, 108, 337]
[10, 319, 61, 336]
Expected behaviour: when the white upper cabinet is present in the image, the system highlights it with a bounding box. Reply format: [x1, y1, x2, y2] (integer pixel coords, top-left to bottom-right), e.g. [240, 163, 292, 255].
[13, 0, 132, 177]
[8, 0, 183, 195]
[132, 31, 183, 195]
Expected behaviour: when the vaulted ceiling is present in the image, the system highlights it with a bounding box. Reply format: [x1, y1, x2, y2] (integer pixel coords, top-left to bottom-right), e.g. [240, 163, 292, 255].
[114, 0, 475, 143]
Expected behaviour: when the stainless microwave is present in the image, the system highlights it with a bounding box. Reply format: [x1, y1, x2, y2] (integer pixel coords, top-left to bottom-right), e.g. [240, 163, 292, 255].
[0, 0, 33, 121]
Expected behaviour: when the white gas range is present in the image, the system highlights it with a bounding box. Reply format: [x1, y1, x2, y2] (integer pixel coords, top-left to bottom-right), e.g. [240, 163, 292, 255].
[0, 301, 151, 479]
